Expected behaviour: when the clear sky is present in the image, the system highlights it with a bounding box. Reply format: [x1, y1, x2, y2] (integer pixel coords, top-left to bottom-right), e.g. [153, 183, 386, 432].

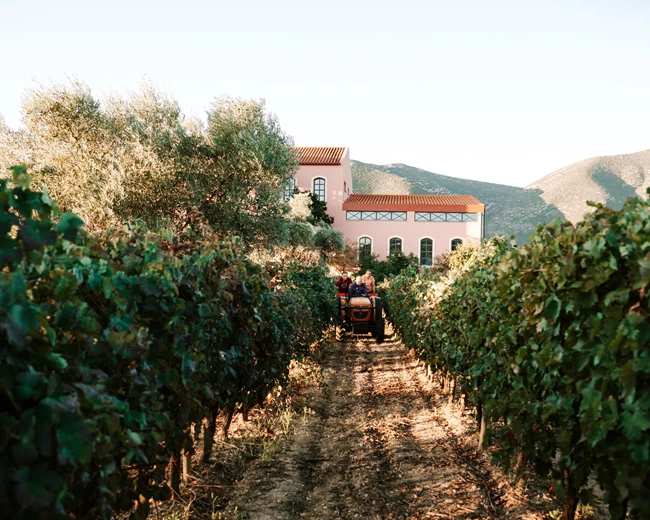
[1, 0, 649, 187]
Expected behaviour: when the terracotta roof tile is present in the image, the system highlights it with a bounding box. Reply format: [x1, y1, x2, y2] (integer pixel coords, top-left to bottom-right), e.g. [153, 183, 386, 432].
[297, 147, 346, 165]
[342, 194, 484, 213]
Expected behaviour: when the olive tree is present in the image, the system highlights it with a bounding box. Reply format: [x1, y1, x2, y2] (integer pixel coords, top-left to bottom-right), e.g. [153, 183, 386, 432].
[0, 81, 300, 247]
[8, 81, 129, 232]
[194, 96, 299, 244]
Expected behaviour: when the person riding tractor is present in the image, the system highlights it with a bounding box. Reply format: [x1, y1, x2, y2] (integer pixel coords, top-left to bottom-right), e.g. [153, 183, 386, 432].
[348, 276, 368, 298]
[362, 269, 376, 293]
[335, 271, 353, 294]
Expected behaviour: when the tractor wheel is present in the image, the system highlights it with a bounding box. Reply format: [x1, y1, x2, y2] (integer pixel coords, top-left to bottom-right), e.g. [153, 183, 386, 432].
[376, 318, 385, 344]
[335, 296, 344, 342]
[372, 297, 383, 341]
[374, 297, 383, 321]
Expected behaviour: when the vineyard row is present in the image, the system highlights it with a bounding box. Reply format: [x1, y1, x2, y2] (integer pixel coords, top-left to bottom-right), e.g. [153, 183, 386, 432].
[0, 167, 336, 519]
[382, 196, 650, 520]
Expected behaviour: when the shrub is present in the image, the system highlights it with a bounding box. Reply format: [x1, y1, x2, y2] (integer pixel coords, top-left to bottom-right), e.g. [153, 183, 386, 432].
[313, 226, 345, 257]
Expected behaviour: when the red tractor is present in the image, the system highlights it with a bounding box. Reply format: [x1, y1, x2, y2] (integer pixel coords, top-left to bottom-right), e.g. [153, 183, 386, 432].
[335, 293, 385, 343]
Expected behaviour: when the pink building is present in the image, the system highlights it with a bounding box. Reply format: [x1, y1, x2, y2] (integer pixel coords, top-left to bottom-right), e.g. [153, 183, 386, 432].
[294, 146, 485, 264]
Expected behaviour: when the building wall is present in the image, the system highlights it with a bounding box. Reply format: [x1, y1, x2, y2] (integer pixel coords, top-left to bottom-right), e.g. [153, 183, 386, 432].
[294, 149, 482, 262]
[294, 148, 352, 227]
[340, 215, 482, 261]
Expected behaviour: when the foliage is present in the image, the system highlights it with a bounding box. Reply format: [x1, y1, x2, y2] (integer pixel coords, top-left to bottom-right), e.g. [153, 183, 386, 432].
[287, 192, 312, 221]
[196, 96, 298, 244]
[278, 263, 338, 343]
[286, 189, 334, 226]
[283, 190, 341, 257]
[313, 226, 345, 257]
[430, 241, 491, 275]
[384, 205, 650, 520]
[10, 80, 129, 233]
[306, 191, 334, 226]
[284, 220, 315, 248]
[0, 81, 298, 246]
[329, 239, 360, 272]
[0, 167, 331, 519]
[358, 251, 419, 284]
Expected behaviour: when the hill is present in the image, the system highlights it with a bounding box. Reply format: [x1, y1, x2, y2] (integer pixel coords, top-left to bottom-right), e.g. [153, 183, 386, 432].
[351, 149, 650, 244]
[526, 149, 650, 223]
[351, 161, 565, 244]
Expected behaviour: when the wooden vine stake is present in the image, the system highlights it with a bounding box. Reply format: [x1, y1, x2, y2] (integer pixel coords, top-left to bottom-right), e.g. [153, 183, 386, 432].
[478, 414, 487, 450]
[448, 377, 457, 405]
[180, 426, 192, 485]
[182, 450, 191, 485]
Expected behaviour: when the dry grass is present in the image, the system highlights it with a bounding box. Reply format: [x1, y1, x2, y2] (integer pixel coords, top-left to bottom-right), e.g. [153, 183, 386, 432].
[126, 357, 324, 520]
[130, 331, 609, 520]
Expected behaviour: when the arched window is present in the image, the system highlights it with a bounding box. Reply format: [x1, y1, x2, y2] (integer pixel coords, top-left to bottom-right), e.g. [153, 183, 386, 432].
[389, 237, 402, 255]
[283, 178, 296, 201]
[451, 238, 463, 251]
[359, 237, 372, 260]
[313, 177, 326, 202]
[420, 238, 433, 266]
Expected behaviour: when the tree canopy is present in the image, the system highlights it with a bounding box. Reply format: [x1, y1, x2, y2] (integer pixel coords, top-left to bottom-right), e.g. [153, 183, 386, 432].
[0, 81, 299, 246]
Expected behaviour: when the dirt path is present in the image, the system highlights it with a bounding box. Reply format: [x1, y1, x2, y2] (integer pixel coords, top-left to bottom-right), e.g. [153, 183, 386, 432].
[223, 331, 549, 520]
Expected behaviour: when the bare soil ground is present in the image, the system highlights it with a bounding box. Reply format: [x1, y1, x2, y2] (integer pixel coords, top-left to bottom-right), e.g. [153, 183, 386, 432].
[155, 328, 607, 520]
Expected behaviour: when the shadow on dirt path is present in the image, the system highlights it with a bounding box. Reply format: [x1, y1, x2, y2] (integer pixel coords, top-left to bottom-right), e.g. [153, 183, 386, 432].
[221, 328, 558, 520]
